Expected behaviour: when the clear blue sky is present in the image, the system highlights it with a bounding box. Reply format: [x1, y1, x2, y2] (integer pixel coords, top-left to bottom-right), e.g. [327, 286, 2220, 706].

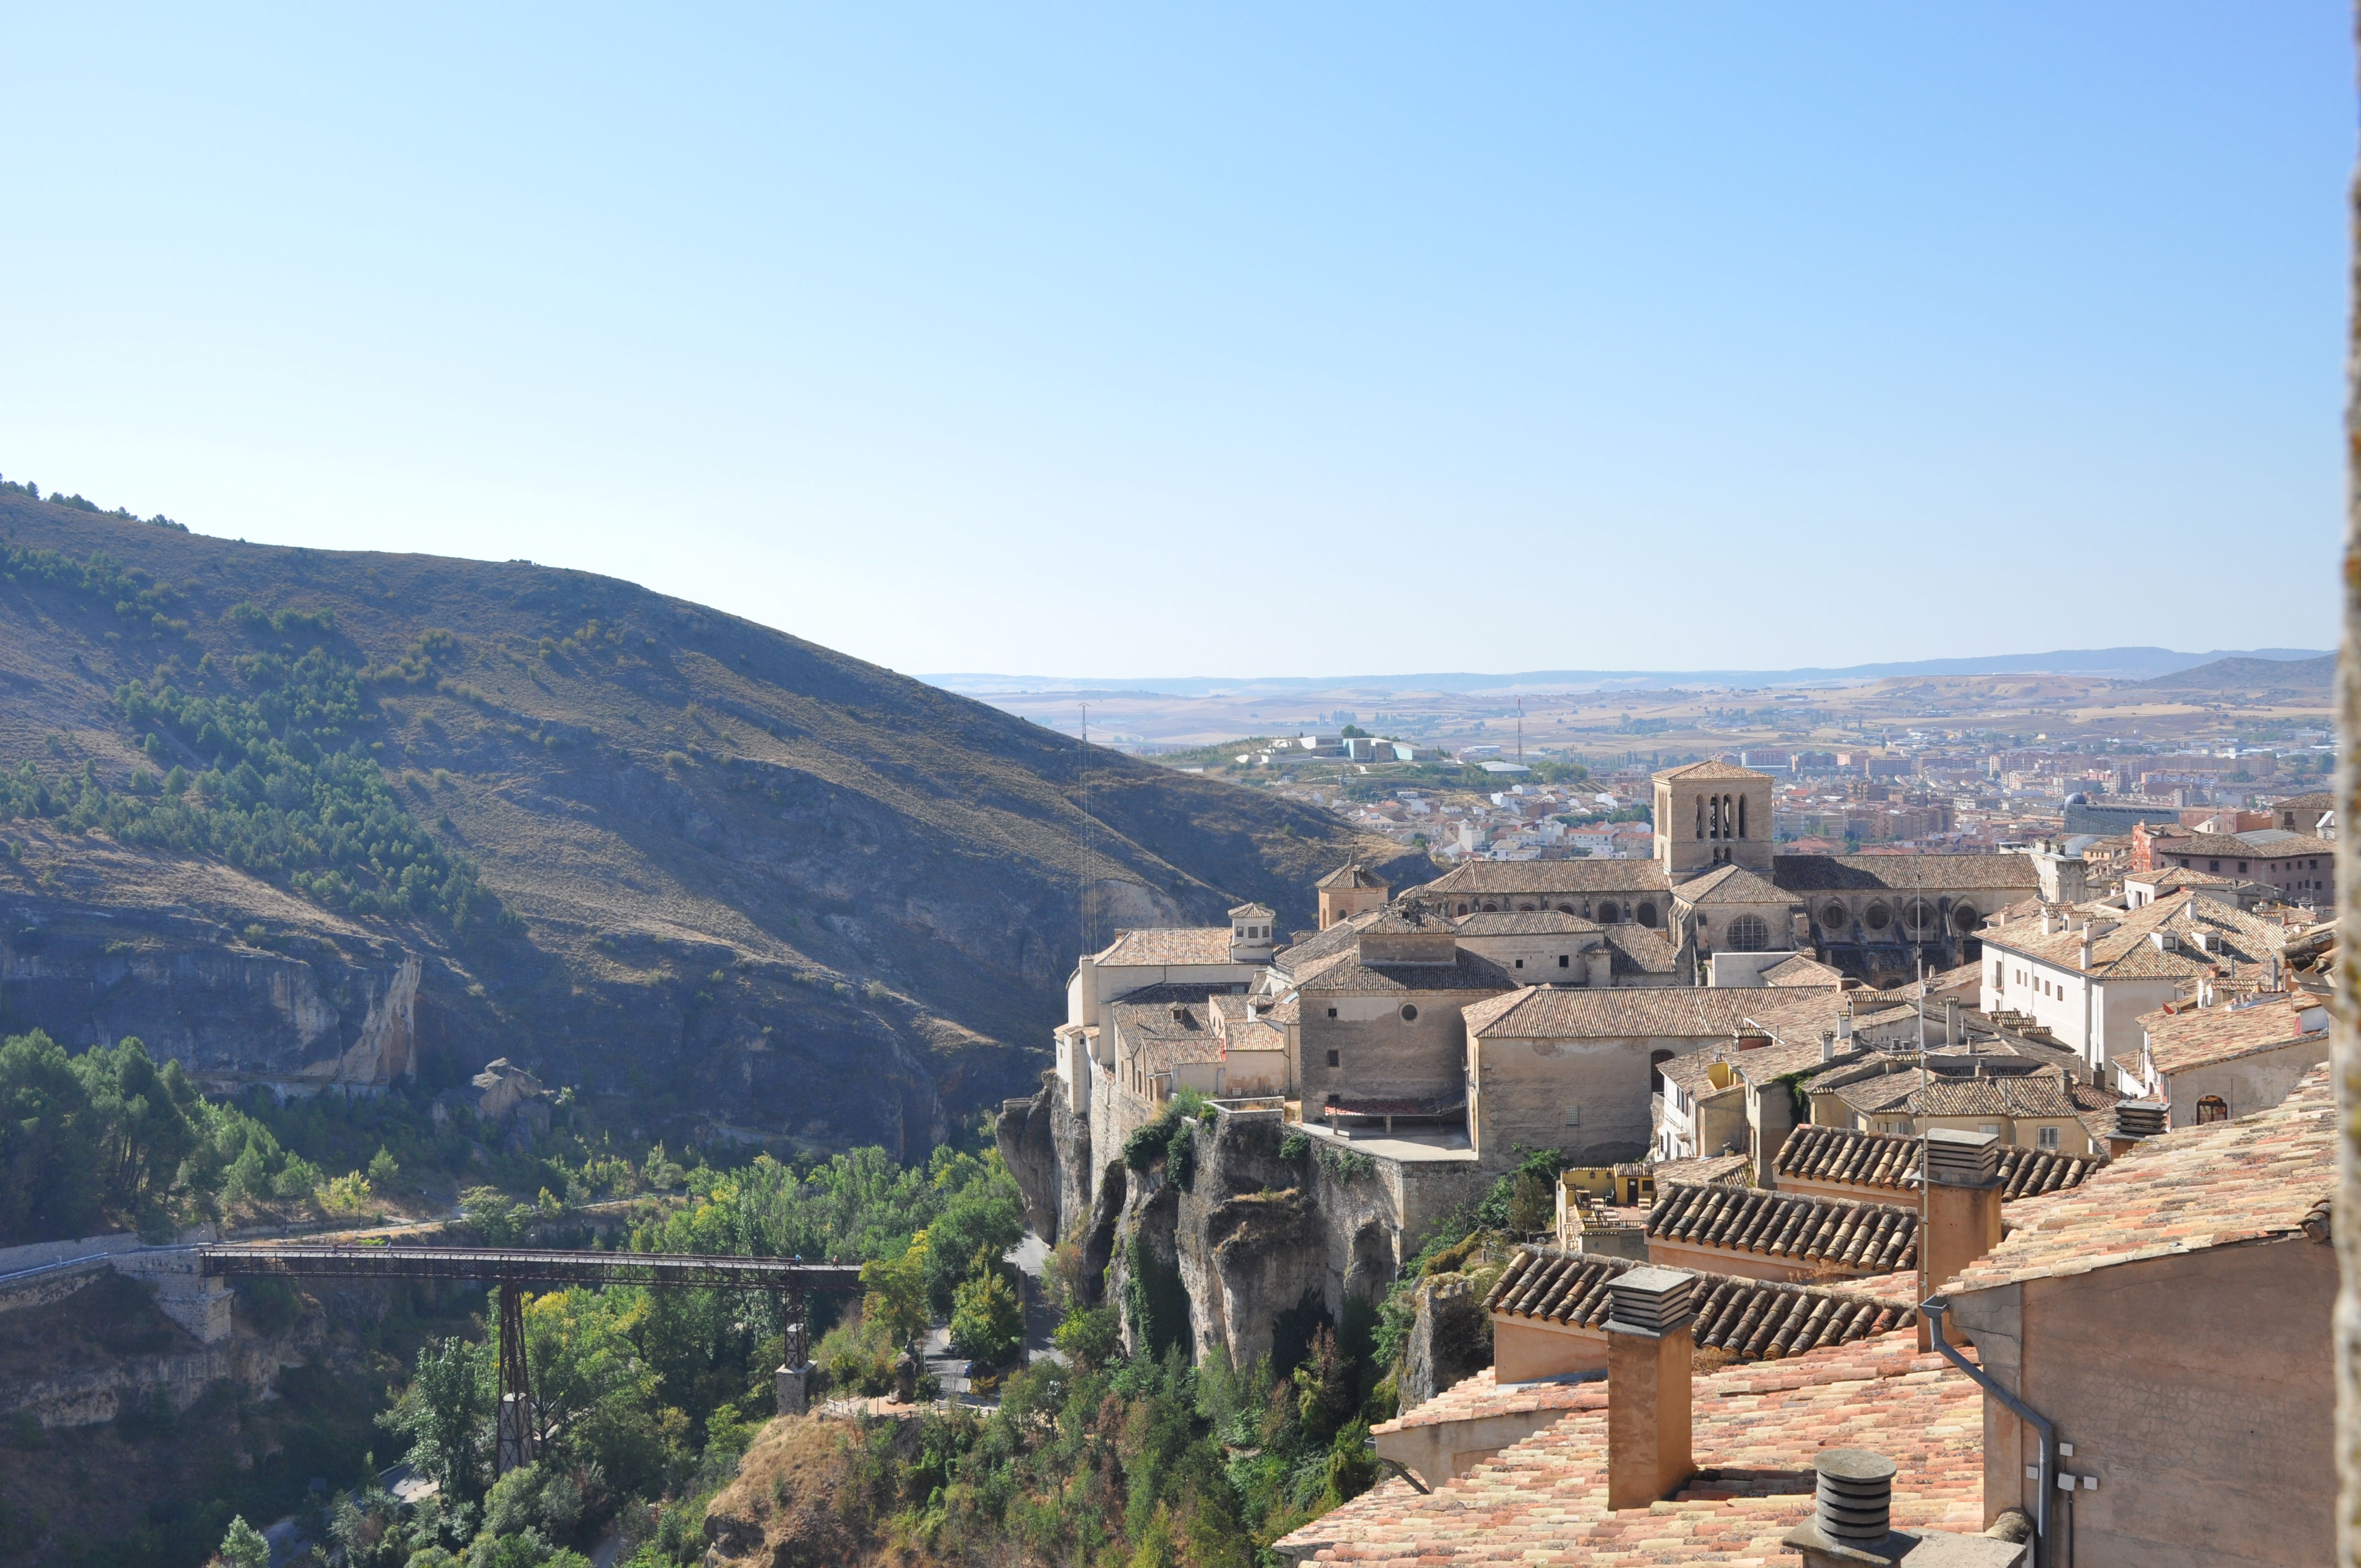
[1, 5, 2347, 677]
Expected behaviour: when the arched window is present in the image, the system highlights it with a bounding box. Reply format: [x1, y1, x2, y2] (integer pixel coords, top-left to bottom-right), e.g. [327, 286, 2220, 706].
[1556, 902, 1575, 914]
[1649, 1048, 1676, 1076]
[1635, 901, 1658, 928]
[2196, 1096, 2228, 1124]
[1597, 900, 1622, 924]
[1696, 796, 1706, 840]
[1726, 915, 1769, 951]
[1738, 796, 1747, 839]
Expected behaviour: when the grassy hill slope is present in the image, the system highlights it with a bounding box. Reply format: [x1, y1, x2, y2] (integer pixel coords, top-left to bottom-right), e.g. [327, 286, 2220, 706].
[0, 491, 1423, 1155]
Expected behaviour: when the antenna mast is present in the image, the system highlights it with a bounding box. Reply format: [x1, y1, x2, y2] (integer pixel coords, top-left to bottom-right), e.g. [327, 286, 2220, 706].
[1078, 704, 1093, 956]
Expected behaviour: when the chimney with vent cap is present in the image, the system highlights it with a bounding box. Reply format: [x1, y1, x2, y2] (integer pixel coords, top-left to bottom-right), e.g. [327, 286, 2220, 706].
[1918, 1129, 2003, 1351]
[1604, 1266, 1696, 1509]
[1781, 1448, 2030, 1566]
[2107, 1099, 2167, 1157]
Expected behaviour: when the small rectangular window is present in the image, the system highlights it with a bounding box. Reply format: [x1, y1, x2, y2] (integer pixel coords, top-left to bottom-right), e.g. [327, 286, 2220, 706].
[1515, 958, 1524, 968]
[1326, 1007, 1337, 1019]
[2038, 1126, 2060, 1151]
[1326, 1049, 1339, 1068]
[1563, 1104, 1581, 1126]
[1558, 954, 1570, 967]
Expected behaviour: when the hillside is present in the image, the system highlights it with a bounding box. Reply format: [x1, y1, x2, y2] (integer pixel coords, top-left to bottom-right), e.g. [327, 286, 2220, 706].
[2130, 654, 2333, 696]
[0, 491, 1423, 1154]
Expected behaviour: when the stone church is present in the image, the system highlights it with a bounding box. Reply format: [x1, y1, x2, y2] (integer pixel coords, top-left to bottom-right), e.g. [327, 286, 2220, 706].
[1411, 760, 2036, 986]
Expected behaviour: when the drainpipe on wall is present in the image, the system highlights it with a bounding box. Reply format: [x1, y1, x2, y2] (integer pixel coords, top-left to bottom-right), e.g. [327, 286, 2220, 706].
[1922, 1297, 2055, 1568]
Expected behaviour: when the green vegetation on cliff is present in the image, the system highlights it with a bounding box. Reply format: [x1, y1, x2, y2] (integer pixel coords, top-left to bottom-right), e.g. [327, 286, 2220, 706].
[1, 635, 498, 929]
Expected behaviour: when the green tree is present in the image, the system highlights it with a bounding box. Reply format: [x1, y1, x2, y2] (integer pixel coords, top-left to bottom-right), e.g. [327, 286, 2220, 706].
[382, 1336, 492, 1504]
[949, 1267, 1024, 1365]
[858, 1233, 930, 1347]
[0, 1030, 105, 1243]
[368, 1145, 399, 1186]
[920, 1159, 1024, 1314]
[216, 1515, 270, 1568]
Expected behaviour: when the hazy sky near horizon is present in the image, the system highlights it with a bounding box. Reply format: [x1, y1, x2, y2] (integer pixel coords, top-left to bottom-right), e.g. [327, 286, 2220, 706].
[1, 6, 2347, 678]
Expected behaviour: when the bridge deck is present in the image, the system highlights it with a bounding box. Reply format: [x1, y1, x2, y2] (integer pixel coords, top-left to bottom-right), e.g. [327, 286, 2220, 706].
[198, 1243, 863, 1291]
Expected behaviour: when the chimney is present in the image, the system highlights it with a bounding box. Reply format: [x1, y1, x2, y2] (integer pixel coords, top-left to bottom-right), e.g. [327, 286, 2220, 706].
[2077, 935, 2093, 972]
[1813, 1450, 1895, 1545]
[1918, 1129, 2002, 1351]
[1943, 999, 1962, 1046]
[1604, 1266, 1696, 1509]
[1783, 1457, 2034, 1568]
[1820, 1030, 1836, 1065]
[2107, 1099, 2168, 1157]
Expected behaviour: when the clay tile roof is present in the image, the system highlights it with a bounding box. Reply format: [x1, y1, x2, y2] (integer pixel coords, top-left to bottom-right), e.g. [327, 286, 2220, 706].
[1450, 908, 1600, 935]
[1093, 927, 1237, 966]
[1315, 862, 1390, 890]
[1373, 1367, 1606, 1434]
[1645, 1185, 1919, 1273]
[1226, 900, 1275, 918]
[2139, 996, 2328, 1076]
[1653, 1152, 1751, 1188]
[1653, 759, 1770, 782]
[1358, 906, 1457, 935]
[1412, 860, 1675, 897]
[1771, 853, 2040, 892]
[1291, 948, 1516, 995]
[1601, 922, 1681, 974]
[1482, 1245, 1918, 1358]
[1276, 1330, 1984, 1564]
[1775, 1123, 2103, 1202]
[1943, 1065, 2335, 1296]
[1672, 864, 1791, 905]
[1465, 987, 1769, 1041]
[1761, 953, 1847, 987]
[1274, 911, 1381, 972]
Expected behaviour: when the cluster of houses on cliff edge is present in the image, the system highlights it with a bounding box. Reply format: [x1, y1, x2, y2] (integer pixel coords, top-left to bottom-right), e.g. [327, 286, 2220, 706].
[1020, 756, 2336, 1567]
[1042, 763, 2325, 1287]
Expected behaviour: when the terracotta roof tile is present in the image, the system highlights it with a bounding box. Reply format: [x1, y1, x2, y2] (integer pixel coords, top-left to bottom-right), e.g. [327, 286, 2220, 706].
[2137, 994, 2328, 1076]
[1646, 1186, 1919, 1273]
[1413, 861, 1676, 898]
[1671, 864, 1791, 905]
[1277, 1330, 1984, 1564]
[1771, 853, 2039, 892]
[1481, 1246, 1918, 1358]
[1092, 927, 1238, 967]
[1775, 1123, 2102, 1201]
[1467, 987, 1769, 1041]
[1943, 1065, 2334, 1295]
[1452, 909, 1601, 936]
[1293, 948, 1516, 995]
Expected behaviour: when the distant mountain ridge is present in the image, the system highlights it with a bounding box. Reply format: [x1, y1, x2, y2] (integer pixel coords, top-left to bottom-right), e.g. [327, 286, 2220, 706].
[2130, 654, 2334, 693]
[927, 646, 2331, 698]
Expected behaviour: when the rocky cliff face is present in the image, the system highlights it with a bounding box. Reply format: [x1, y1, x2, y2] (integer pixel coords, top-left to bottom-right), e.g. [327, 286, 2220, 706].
[1, 888, 421, 1092]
